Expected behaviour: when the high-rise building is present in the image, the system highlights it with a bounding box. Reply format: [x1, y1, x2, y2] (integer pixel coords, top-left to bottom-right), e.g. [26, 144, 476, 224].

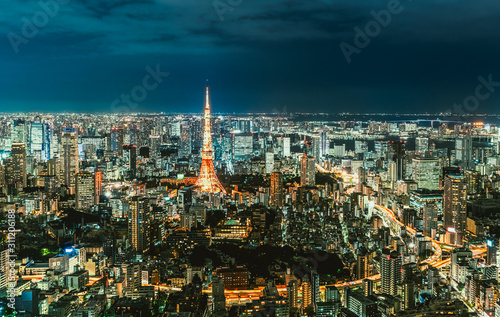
[356, 250, 370, 280]
[178, 123, 191, 158]
[11, 119, 27, 146]
[128, 197, 150, 253]
[415, 137, 429, 153]
[423, 203, 438, 239]
[300, 155, 316, 187]
[455, 133, 473, 170]
[347, 291, 378, 317]
[42, 123, 53, 161]
[301, 274, 312, 309]
[123, 145, 137, 180]
[270, 172, 283, 208]
[311, 271, 320, 306]
[60, 128, 79, 188]
[6, 143, 27, 192]
[319, 129, 329, 158]
[362, 279, 373, 297]
[374, 141, 388, 159]
[283, 136, 291, 157]
[195, 83, 225, 193]
[233, 133, 253, 160]
[443, 175, 467, 244]
[402, 263, 416, 310]
[412, 158, 440, 190]
[389, 140, 406, 181]
[212, 276, 226, 313]
[287, 280, 299, 309]
[75, 172, 95, 210]
[30, 121, 44, 160]
[381, 248, 402, 296]
[111, 127, 124, 156]
[334, 144, 346, 157]
[265, 148, 275, 174]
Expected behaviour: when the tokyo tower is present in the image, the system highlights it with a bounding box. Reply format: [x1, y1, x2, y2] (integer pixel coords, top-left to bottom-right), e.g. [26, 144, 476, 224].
[195, 83, 225, 193]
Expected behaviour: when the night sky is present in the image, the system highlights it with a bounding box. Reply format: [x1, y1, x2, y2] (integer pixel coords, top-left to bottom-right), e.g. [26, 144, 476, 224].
[1, 0, 500, 113]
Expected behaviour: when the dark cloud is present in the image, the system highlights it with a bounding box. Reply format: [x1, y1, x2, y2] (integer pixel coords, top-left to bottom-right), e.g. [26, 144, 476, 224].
[1, 0, 500, 113]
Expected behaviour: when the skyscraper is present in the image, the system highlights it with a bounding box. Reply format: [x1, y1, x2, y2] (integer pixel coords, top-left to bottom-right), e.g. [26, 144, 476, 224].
[111, 127, 124, 156]
[443, 175, 467, 244]
[300, 155, 316, 187]
[60, 128, 79, 188]
[75, 172, 95, 210]
[6, 143, 27, 193]
[415, 137, 429, 153]
[265, 148, 275, 174]
[319, 129, 329, 158]
[455, 133, 473, 170]
[30, 121, 43, 160]
[128, 196, 150, 253]
[123, 145, 137, 180]
[195, 84, 225, 193]
[412, 158, 440, 190]
[423, 203, 438, 239]
[389, 140, 406, 181]
[270, 172, 283, 207]
[381, 248, 402, 296]
[212, 276, 226, 313]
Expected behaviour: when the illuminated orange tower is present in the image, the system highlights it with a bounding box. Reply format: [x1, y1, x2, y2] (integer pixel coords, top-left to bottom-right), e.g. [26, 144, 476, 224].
[195, 83, 225, 193]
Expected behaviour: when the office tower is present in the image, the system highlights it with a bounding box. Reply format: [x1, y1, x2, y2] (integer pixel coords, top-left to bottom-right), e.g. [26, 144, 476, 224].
[423, 203, 438, 238]
[362, 279, 373, 297]
[464, 170, 480, 196]
[11, 119, 28, 146]
[455, 133, 473, 170]
[347, 291, 378, 317]
[212, 276, 226, 313]
[412, 158, 440, 190]
[149, 134, 161, 160]
[374, 141, 388, 159]
[356, 250, 370, 280]
[300, 155, 316, 187]
[170, 121, 181, 137]
[334, 144, 346, 157]
[42, 123, 53, 160]
[450, 247, 473, 286]
[283, 136, 290, 157]
[265, 148, 275, 174]
[237, 120, 252, 133]
[125, 263, 141, 294]
[312, 135, 321, 160]
[6, 143, 27, 192]
[123, 145, 137, 180]
[191, 119, 203, 153]
[319, 129, 329, 158]
[311, 271, 320, 306]
[111, 127, 124, 156]
[487, 240, 497, 266]
[195, 84, 225, 193]
[30, 121, 43, 160]
[381, 248, 402, 296]
[387, 161, 397, 190]
[287, 280, 299, 309]
[355, 140, 368, 154]
[179, 123, 191, 158]
[128, 197, 150, 253]
[415, 137, 429, 153]
[443, 175, 467, 244]
[402, 263, 416, 310]
[0, 249, 9, 296]
[60, 128, 79, 187]
[389, 140, 406, 181]
[270, 172, 283, 207]
[301, 274, 312, 309]
[233, 133, 253, 160]
[75, 172, 95, 210]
